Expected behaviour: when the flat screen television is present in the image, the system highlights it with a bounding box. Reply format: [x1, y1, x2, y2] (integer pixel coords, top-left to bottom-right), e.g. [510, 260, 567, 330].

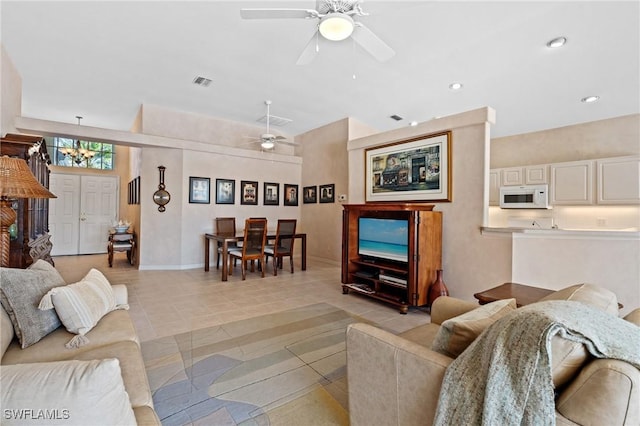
[358, 217, 409, 263]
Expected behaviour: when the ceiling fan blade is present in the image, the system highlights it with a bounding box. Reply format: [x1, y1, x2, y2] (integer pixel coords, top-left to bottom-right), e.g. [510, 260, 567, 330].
[296, 31, 329, 65]
[277, 140, 300, 146]
[351, 23, 395, 62]
[240, 8, 318, 19]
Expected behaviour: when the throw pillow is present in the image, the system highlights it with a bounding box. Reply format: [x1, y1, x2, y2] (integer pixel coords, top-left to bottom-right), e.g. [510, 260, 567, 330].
[0, 260, 65, 348]
[39, 268, 127, 348]
[431, 298, 517, 358]
[0, 358, 137, 425]
[538, 283, 619, 315]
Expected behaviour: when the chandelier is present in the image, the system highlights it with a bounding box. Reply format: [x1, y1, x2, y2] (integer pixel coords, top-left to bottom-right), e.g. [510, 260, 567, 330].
[59, 116, 96, 165]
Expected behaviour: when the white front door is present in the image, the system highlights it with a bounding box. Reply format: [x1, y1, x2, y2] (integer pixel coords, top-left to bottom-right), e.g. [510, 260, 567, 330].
[49, 174, 81, 256]
[79, 176, 118, 254]
[49, 173, 119, 255]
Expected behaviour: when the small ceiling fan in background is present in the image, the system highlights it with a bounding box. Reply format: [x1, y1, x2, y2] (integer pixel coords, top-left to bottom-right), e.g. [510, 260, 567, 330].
[246, 100, 298, 150]
[240, 0, 395, 65]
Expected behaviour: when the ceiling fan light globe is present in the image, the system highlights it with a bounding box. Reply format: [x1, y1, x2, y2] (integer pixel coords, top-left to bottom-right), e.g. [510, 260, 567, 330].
[261, 141, 275, 149]
[319, 13, 354, 41]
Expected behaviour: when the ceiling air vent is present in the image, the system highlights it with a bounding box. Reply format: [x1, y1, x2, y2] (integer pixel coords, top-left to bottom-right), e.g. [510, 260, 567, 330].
[192, 76, 212, 87]
[390, 114, 403, 121]
[257, 114, 292, 127]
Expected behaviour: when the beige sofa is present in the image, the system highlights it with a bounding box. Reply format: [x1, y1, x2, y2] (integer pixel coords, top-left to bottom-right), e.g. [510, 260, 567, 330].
[346, 284, 640, 426]
[1, 265, 160, 425]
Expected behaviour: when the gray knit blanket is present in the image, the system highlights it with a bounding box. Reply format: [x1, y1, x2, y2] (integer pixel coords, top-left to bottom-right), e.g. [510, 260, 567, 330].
[434, 300, 640, 426]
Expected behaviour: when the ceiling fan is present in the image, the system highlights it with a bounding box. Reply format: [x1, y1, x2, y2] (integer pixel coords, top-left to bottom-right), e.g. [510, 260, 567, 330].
[240, 0, 395, 65]
[247, 100, 298, 150]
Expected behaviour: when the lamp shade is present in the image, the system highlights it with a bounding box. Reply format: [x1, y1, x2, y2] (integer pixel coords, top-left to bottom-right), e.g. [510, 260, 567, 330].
[0, 156, 56, 199]
[318, 13, 354, 41]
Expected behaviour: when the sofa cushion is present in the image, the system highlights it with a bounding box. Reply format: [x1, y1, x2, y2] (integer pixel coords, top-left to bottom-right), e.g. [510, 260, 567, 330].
[39, 268, 127, 348]
[0, 260, 65, 348]
[537, 283, 620, 387]
[73, 340, 154, 409]
[431, 298, 517, 358]
[1, 309, 139, 365]
[624, 309, 640, 326]
[0, 358, 136, 425]
[538, 283, 619, 315]
[1, 306, 14, 359]
[399, 323, 442, 348]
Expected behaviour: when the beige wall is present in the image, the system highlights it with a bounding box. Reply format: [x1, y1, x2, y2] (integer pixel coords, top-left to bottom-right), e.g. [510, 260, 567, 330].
[137, 105, 303, 269]
[140, 104, 293, 154]
[348, 108, 513, 301]
[139, 147, 184, 268]
[1, 44, 21, 136]
[491, 114, 640, 168]
[298, 119, 348, 262]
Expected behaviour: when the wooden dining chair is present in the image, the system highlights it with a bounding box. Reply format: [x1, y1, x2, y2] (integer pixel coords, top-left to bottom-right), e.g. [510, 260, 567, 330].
[228, 218, 267, 280]
[264, 219, 297, 276]
[215, 217, 237, 269]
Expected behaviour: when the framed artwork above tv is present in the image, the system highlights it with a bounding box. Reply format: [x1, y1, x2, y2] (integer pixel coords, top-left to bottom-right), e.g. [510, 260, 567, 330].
[365, 131, 452, 202]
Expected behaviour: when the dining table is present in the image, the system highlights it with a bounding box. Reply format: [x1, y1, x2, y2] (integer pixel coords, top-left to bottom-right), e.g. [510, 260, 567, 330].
[204, 231, 307, 281]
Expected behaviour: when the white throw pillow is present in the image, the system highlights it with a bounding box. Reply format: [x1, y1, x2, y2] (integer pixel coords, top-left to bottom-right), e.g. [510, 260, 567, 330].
[0, 358, 137, 426]
[39, 268, 128, 348]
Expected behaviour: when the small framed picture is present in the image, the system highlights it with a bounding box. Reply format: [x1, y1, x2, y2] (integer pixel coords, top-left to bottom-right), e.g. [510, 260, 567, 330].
[303, 185, 317, 203]
[319, 183, 335, 203]
[216, 178, 235, 204]
[263, 182, 279, 206]
[241, 180, 258, 205]
[189, 177, 210, 204]
[284, 184, 299, 206]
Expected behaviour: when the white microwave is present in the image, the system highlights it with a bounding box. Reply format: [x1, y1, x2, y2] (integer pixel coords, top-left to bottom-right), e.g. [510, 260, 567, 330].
[499, 184, 550, 209]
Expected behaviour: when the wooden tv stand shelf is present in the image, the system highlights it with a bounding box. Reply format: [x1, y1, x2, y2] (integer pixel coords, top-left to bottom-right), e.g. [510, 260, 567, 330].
[341, 203, 443, 314]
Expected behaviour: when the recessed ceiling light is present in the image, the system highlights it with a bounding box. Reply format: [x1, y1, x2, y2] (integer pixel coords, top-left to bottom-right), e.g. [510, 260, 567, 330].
[449, 82, 463, 90]
[546, 37, 567, 48]
[581, 95, 600, 103]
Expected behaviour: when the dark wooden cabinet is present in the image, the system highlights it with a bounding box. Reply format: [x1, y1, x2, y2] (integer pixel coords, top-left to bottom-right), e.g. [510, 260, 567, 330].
[341, 203, 442, 313]
[1, 133, 54, 268]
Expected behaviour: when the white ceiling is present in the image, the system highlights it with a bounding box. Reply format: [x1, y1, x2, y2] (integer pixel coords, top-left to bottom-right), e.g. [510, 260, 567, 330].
[2, 1, 638, 140]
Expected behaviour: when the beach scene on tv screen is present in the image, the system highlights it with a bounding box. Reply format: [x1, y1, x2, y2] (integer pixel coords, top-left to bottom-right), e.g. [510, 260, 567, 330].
[359, 218, 408, 262]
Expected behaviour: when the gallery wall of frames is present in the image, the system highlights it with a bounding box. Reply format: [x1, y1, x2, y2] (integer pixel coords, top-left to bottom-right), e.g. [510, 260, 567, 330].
[187, 177, 335, 206]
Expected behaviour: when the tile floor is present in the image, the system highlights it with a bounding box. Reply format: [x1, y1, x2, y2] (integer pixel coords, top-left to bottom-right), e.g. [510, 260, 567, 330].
[53, 254, 432, 343]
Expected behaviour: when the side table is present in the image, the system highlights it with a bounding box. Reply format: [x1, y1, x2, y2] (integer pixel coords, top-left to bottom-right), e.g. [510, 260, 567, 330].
[474, 282, 554, 307]
[474, 282, 624, 309]
[108, 231, 136, 267]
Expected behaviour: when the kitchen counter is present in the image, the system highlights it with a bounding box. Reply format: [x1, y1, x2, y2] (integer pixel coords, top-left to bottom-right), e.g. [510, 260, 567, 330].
[481, 226, 640, 239]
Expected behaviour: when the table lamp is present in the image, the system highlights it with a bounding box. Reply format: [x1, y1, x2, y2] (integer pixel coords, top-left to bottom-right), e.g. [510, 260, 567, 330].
[0, 155, 56, 267]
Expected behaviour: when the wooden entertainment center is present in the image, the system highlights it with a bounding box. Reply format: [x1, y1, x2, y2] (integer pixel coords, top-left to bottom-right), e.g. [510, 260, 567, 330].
[341, 203, 442, 313]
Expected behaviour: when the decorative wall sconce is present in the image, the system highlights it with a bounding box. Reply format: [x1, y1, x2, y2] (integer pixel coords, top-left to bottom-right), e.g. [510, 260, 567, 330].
[152, 166, 170, 212]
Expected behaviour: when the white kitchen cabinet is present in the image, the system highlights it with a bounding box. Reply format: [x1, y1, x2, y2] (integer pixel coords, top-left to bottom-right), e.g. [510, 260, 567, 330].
[489, 169, 500, 205]
[501, 167, 524, 186]
[524, 165, 548, 185]
[597, 156, 640, 204]
[550, 160, 594, 205]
